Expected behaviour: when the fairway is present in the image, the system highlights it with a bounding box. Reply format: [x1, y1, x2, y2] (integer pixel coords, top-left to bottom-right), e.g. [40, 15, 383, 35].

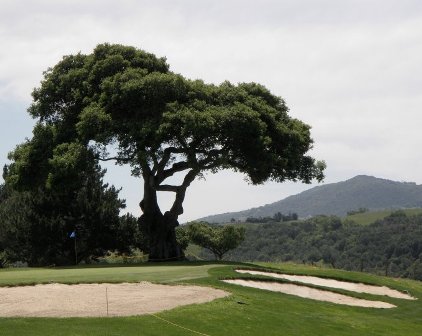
[1, 262, 422, 335]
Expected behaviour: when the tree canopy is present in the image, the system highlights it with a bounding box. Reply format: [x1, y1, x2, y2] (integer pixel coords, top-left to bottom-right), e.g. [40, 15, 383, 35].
[185, 222, 246, 260]
[224, 212, 422, 280]
[5, 43, 325, 260]
[1, 154, 130, 266]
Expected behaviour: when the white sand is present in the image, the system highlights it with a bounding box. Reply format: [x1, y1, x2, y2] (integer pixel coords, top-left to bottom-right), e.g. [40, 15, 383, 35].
[236, 269, 415, 300]
[223, 279, 395, 308]
[0, 282, 229, 317]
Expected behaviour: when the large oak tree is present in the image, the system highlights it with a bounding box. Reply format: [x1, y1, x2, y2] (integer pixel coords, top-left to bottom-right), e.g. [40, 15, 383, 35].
[6, 44, 325, 260]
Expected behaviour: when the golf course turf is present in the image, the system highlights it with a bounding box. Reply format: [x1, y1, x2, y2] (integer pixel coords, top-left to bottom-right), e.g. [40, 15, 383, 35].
[0, 261, 421, 335]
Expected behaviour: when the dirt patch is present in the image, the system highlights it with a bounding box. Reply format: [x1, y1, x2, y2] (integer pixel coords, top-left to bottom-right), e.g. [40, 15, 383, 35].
[0, 282, 229, 317]
[223, 279, 395, 308]
[236, 270, 415, 300]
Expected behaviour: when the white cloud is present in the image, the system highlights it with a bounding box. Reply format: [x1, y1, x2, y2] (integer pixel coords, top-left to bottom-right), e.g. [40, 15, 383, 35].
[1, 0, 421, 221]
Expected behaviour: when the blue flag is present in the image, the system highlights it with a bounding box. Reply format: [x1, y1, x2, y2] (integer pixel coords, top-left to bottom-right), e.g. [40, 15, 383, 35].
[69, 231, 76, 238]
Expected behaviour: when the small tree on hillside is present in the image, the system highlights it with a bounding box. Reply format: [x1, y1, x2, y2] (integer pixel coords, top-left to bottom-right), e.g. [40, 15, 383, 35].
[186, 222, 245, 260]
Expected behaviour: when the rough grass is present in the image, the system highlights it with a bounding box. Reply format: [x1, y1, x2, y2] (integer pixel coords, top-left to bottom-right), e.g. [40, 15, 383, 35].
[345, 208, 422, 225]
[1, 262, 422, 335]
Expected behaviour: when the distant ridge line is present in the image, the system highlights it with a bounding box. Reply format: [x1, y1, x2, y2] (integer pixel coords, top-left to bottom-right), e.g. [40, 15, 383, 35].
[198, 175, 422, 223]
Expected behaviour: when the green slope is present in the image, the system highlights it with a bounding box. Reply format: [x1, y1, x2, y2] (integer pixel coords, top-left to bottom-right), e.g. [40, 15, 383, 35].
[346, 208, 422, 225]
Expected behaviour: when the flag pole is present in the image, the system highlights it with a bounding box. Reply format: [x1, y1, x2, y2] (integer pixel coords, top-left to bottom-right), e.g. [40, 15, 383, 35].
[75, 234, 77, 265]
[69, 230, 77, 265]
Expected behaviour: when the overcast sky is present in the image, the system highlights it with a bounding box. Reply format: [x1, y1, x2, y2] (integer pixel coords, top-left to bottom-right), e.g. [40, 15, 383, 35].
[1, 0, 421, 221]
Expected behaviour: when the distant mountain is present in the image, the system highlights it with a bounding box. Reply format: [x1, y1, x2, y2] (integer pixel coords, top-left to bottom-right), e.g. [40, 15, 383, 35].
[199, 175, 422, 223]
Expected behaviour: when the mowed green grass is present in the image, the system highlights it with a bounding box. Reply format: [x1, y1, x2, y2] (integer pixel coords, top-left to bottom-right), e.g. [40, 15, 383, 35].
[1, 262, 422, 336]
[345, 208, 422, 225]
[0, 263, 221, 286]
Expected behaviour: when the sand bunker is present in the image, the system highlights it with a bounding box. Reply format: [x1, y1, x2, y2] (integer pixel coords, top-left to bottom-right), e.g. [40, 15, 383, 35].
[0, 282, 229, 317]
[223, 279, 395, 308]
[236, 269, 415, 300]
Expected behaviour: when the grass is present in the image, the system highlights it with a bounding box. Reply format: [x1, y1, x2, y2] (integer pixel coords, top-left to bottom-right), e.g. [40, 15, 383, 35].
[0, 262, 222, 286]
[1, 262, 422, 335]
[345, 208, 422, 225]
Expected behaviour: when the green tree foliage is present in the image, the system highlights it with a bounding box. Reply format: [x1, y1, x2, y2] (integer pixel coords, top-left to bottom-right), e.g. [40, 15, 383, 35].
[5, 43, 324, 261]
[175, 226, 191, 252]
[347, 207, 369, 216]
[114, 213, 144, 253]
[1, 150, 130, 265]
[185, 222, 245, 260]
[0, 183, 33, 263]
[246, 212, 298, 223]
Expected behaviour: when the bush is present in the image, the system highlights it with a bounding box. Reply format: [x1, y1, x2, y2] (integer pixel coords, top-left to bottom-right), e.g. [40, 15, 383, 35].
[97, 248, 148, 264]
[0, 251, 9, 268]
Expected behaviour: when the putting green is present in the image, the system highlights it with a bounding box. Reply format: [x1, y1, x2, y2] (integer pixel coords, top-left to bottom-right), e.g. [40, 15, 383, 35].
[0, 263, 224, 286]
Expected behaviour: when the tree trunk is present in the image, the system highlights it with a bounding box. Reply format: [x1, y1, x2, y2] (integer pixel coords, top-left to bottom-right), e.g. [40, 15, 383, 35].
[139, 212, 184, 261]
[385, 260, 390, 276]
[138, 175, 184, 261]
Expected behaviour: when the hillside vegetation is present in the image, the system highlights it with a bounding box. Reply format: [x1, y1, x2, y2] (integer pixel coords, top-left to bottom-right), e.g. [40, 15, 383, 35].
[207, 211, 422, 280]
[200, 175, 422, 223]
[345, 208, 422, 225]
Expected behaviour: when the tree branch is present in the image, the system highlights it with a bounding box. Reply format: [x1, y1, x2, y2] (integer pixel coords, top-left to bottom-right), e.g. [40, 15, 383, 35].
[168, 169, 199, 217]
[156, 161, 191, 185]
[150, 151, 159, 174]
[155, 147, 226, 184]
[153, 146, 185, 175]
[156, 184, 179, 192]
[97, 156, 132, 163]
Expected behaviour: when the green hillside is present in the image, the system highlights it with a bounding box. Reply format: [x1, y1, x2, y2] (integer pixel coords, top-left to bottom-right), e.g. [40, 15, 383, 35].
[345, 208, 422, 225]
[218, 211, 422, 280]
[1, 262, 422, 335]
[200, 175, 422, 223]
